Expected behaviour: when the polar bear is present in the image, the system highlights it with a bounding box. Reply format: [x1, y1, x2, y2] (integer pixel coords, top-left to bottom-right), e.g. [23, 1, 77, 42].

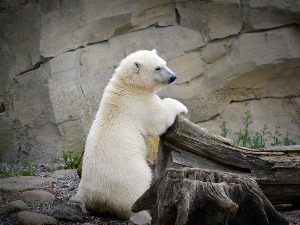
[71, 49, 188, 219]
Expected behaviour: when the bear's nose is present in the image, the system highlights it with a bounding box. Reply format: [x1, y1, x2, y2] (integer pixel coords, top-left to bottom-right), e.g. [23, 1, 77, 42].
[169, 76, 177, 84]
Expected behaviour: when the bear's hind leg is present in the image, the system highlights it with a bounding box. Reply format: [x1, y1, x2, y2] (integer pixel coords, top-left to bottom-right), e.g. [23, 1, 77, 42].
[70, 193, 89, 214]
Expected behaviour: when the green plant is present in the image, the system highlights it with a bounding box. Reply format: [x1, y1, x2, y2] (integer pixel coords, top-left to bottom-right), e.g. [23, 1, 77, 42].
[220, 111, 297, 149]
[220, 122, 230, 138]
[283, 132, 296, 146]
[235, 110, 253, 147]
[53, 157, 62, 163]
[0, 163, 37, 178]
[250, 124, 269, 149]
[270, 123, 282, 146]
[62, 150, 79, 169]
[17, 162, 37, 176]
[0, 165, 13, 178]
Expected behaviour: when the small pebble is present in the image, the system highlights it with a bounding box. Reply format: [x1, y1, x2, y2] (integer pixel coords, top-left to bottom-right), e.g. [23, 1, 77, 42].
[130, 211, 151, 225]
[50, 203, 84, 222]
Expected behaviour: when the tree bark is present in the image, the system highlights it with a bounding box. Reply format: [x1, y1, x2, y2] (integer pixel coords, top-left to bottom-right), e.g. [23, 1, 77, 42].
[132, 168, 289, 225]
[154, 115, 300, 205]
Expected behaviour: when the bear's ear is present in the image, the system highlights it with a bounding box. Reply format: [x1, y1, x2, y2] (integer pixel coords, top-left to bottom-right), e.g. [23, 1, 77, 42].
[151, 49, 157, 55]
[134, 61, 140, 73]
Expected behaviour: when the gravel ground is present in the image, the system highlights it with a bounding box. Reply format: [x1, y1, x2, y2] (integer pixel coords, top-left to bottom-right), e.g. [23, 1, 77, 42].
[0, 163, 299, 225]
[0, 163, 132, 225]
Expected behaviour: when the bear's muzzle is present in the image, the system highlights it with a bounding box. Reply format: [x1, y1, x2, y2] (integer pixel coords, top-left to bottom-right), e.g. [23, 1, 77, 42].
[168, 75, 177, 84]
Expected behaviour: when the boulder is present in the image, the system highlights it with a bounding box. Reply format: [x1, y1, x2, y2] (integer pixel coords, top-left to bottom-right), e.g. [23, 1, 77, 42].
[1, 67, 57, 162]
[20, 190, 55, 204]
[39, 0, 175, 57]
[175, 0, 243, 42]
[0, 2, 41, 77]
[1, 50, 87, 162]
[241, 0, 300, 31]
[0, 200, 28, 215]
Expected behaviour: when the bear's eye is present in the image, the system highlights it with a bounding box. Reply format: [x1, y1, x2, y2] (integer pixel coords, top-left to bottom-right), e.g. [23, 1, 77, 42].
[155, 67, 161, 71]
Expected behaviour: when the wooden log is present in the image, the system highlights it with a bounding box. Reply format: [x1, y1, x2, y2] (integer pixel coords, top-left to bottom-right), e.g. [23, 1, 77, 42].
[77, 150, 84, 178]
[132, 167, 289, 225]
[155, 115, 300, 204]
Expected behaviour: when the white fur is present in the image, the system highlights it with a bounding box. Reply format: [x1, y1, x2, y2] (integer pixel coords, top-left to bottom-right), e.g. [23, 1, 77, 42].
[71, 50, 188, 219]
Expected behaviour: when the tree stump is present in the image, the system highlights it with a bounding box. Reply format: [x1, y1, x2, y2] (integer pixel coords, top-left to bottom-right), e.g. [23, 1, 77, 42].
[132, 167, 289, 225]
[155, 115, 300, 204]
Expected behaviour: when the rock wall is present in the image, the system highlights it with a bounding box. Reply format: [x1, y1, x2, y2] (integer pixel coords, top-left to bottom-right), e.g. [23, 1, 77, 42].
[0, 0, 299, 163]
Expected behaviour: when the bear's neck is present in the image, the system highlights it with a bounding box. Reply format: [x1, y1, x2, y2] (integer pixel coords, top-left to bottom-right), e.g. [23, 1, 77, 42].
[109, 77, 158, 95]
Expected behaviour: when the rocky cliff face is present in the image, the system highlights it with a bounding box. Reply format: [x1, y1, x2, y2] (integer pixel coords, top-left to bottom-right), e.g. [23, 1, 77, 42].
[0, 0, 299, 163]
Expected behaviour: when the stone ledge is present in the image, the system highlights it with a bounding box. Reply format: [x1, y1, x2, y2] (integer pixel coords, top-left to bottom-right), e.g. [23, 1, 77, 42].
[0, 176, 56, 192]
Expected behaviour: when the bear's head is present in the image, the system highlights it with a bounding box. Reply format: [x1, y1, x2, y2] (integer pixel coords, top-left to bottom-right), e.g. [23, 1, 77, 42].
[113, 49, 177, 92]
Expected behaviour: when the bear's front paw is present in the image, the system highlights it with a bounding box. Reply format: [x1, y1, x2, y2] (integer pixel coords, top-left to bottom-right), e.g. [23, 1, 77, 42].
[163, 98, 188, 115]
[175, 101, 188, 115]
[180, 104, 188, 114]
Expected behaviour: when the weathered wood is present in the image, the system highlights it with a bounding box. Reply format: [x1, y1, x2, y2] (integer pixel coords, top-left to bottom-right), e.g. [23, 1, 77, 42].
[155, 115, 300, 204]
[77, 150, 84, 178]
[133, 168, 289, 225]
